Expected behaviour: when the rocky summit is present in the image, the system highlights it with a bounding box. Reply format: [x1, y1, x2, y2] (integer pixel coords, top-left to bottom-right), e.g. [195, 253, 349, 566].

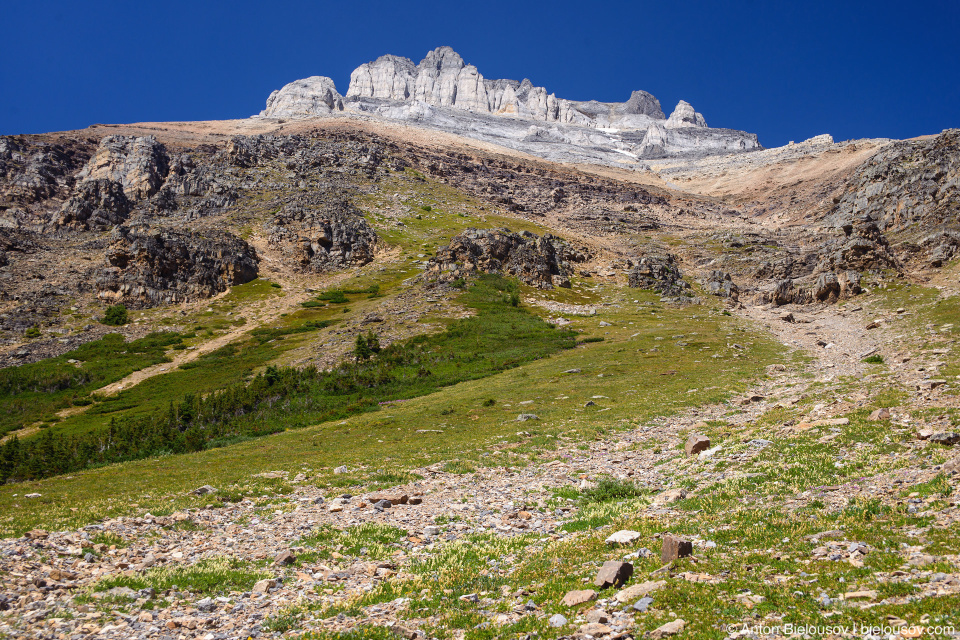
[0, 52, 958, 640]
[257, 46, 761, 166]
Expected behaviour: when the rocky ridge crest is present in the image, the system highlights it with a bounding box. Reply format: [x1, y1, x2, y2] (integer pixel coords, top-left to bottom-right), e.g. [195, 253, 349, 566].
[257, 47, 760, 165]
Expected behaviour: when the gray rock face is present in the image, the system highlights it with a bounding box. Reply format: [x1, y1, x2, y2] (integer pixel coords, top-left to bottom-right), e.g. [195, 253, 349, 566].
[260, 76, 344, 118]
[96, 226, 259, 308]
[427, 228, 589, 289]
[257, 47, 761, 164]
[77, 136, 170, 201]
[665, 100, 707, 128]
[57, 179, 131, 230]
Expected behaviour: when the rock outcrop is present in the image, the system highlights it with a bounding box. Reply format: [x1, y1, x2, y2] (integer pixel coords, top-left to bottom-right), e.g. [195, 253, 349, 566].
[427, 228, 588, 289]
[257, 47, 761, 164]
[259, 77, 345, 118]
[77, 136, 170, 201]
[627, 254, 691, 299]
[266, 196, 378, 272]
[829, 129, 960, 268]
[57, 179, 131, 229]
[96, 227, 259, 308]
[702, 270, 739, 301]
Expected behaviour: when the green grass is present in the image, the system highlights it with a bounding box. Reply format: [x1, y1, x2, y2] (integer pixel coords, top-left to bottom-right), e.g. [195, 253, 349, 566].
[0, 332, 184, 437]
[0, 282, 785, 535]
[88, 556, 269, 596]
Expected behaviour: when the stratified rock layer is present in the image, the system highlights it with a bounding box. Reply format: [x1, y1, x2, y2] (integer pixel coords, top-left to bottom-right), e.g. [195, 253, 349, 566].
[257, 47, 760, 164]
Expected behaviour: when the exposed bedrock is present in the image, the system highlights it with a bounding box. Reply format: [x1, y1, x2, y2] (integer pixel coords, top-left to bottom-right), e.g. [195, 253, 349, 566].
[95, 226, 259, 308]
[427, 228, 589, 289]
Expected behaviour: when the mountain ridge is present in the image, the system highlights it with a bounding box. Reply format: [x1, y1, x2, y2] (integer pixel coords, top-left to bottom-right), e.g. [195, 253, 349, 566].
[255, 46, 761, 166]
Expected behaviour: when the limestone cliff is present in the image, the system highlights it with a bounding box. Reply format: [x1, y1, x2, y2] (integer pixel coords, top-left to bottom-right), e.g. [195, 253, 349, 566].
[257, 47, 760, 163]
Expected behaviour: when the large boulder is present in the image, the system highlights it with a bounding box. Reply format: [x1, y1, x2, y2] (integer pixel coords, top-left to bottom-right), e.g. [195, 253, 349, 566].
[428, 228, 588, 289]
[96, 226, 259, 308]
[627, 254, 690, 298]
[702, 270, 739, 300]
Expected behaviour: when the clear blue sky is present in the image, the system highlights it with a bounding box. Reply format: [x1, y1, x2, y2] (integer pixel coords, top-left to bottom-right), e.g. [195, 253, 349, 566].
[2, 0, 958, 147]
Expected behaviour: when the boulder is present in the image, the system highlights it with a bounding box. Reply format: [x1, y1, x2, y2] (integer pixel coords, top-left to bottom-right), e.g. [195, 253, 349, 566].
[685, 435, 711, 456]
[661, 534, 693, 562]
[594, 560, 633, 588]
[428, 228, 587, 289]
[627, 254, 690, 298]
[95, 226, 259, 308]
[561, 589, 597, 606]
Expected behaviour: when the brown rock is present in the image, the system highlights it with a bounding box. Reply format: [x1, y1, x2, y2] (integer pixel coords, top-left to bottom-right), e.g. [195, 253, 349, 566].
[615, 580, 667, 603]
[579, 622, 613, 636]
[391, 624, 418, 639]
[252, 578, 276, 593]
[868, 408, 891, 421]
[408, 497, 423, 505]
[685, 434, 711, 456]
[561, 589, 597, 607]
[661, 534, 693, 562]
[653, 488, 687, 505]
[594, 560, 633, 588]
[274, 550, 296, 565]
[930, 432, 960, 446]
[585, 609, 610, 624]
[650, 619, 686, 639]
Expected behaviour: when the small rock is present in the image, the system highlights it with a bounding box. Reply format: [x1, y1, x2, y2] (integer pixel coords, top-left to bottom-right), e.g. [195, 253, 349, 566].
[390, 624, 418, 639]
[459, 593, 479, 603]
[684, 434, 711, 456]
[843, 590, 878, 601]
[605, 530, 643, 546]
[191, 485, 217, 496]
[633, 596, 654, 612]
[650, 619, 686, 639]
[548, 613, 568, 627]
[274, 550, 296, 565]
[579, 622, 613, 636]
[334, 465, 350, 474]
[24, 493, 41, 499]
[594, 560, 633, 588]
[252, 579, 276, 594]
[563, 368, 581, 374]
[516, 414, 540, 421]
[424, 526, 440, 536]
[561, 589, 597, 607]
[615, 580, 666, 603]
[661, 534, 693, 562]
[868, 408, 891, 420]
[779, 312, 794, 322]
[196, 597, 215, 612]
[585, 609, 610, 624]
[930, 432, 960, 446]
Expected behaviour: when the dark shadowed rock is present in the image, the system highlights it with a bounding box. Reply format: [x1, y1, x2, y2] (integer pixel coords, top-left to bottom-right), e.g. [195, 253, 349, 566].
[661, 534, 693, 562]
[96, 226, 259, 308]
[428, 228, 588, 289]
[627, 254, 689, 298]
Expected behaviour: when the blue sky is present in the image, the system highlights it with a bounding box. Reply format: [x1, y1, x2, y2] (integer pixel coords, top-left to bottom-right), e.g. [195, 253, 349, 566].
[2, 0, 957, 147]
